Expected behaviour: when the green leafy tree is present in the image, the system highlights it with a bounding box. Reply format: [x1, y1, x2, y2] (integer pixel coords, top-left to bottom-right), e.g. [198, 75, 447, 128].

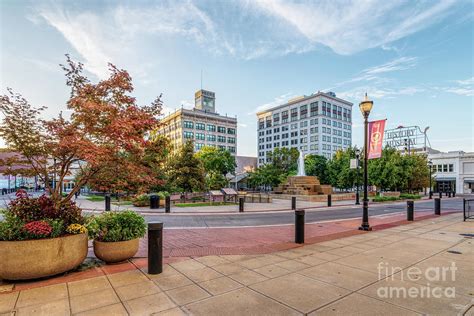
[247, 164, 281, 190]
[195, 146, 236, 175]
[327, 147, 359, 190]
[268, 147, 299, 173]
[304, 154, 329, 184]
[167, 140, 205, 192]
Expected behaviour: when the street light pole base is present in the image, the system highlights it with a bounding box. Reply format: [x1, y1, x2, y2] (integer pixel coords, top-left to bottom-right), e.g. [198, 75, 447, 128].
[358, 224, 372, 231]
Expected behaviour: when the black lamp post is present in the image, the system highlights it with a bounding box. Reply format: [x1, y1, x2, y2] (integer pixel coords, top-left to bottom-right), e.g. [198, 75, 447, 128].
[355, 148, 360, 205]
[428, 160, 433, 199]
[359, 93, 373, 231]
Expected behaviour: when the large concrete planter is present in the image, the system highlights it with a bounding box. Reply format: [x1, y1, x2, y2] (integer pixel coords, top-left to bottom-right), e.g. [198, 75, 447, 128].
[93, 238, 139, 263]
[0, 233, 88, 280]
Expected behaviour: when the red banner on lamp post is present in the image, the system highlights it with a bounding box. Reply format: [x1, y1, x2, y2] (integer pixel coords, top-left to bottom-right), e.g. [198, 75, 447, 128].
[368, 119, 386, 159]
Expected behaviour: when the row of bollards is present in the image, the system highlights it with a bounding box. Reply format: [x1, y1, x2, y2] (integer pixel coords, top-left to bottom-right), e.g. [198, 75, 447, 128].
[406, 198, 442, 221]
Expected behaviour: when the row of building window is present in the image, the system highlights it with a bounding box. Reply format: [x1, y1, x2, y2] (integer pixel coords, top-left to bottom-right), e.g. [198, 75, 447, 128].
[432, 164, 454, 173]
[259, 102, 351, 129]
[195, 143, 236, 153]
[258, 144, 346, 158]
[183, 121, 236, 134]
[184, 131, 236, 143]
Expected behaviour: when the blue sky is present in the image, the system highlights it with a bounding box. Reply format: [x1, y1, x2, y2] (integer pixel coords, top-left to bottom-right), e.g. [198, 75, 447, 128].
[1, 0, 473, 156]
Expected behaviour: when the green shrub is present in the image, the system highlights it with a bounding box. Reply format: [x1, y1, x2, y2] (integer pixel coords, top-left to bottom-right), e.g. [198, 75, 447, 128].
[86, 211, 146, 242]
[0, 210, 26, 241]
[372, 196, 399, 202]
[157, 191, 169, 199]
[399, 193, 422, 200]
[132, 194, 149, 207]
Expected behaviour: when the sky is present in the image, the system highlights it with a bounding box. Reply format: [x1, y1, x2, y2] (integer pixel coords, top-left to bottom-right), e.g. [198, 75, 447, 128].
[1, 0, 473, 156]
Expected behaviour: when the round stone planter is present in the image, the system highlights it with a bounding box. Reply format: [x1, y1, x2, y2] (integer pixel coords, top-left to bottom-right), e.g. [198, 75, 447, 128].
[93, 238, 139, 264]
[0, 233, 88, 280]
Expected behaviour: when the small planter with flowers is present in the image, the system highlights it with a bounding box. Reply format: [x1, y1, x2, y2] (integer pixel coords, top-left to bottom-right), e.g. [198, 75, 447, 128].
[0, 190, 88, 280]
[86, 210, 146, 264]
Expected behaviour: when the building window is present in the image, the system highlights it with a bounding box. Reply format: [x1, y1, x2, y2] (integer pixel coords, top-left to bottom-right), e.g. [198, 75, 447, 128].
[196, 133, 205, 140]
[218, 145, 226, 150]
[228, 137, 236, 144]
[290, 108, 298, 121]
[183, 121, 194, 129]
[184, 131, 194, 139]
[300, 105, 308, 119]
[443, 164, 448, 172]
[449, 164, 454, 172]
[273, 113, 280, 125]
[282, 110, 289, 123]
[266, 117, 272, 128]
[207, 124, 216, 132]
[310, 102, 318, 117]
[218, 135, 226, 143]
[227, 128, 236, 135]
[258, 118, 264, 130]
[196, 123, 205, 130]
[207, 134, 216, 142]
[195, 143, 204, 150]
[217, 126, 226, 133]
[291, 123, 298, 130]
[228, 146, 236, 153]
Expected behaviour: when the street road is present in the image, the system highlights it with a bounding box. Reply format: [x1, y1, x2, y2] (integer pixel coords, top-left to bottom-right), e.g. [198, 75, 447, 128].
[139, 198, 464, 228]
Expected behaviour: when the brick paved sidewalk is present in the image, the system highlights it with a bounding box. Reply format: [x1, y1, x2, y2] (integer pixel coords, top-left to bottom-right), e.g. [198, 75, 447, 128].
[1, 212, 472, 315]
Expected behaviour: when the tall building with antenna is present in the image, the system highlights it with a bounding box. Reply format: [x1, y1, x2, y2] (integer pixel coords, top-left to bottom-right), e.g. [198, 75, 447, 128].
[154, 89, 238, 155]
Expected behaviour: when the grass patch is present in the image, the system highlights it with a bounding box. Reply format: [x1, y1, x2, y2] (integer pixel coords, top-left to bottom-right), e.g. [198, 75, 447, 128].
[372, 196, 400, 202]
[86, 195, 105, 202]
[400, 193, 422, 200]
[175, 202, 237, 207]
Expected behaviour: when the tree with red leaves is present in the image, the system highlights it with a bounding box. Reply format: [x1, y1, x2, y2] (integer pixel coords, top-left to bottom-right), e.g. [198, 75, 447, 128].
[0, 55, 163, 207]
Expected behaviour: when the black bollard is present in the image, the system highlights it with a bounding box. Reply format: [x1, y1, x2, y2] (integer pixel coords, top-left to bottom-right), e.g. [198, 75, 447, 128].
[291, 196, 296, 210]
[327, 194, 332, 207]
[105, 194, 111, 211]
[239, 197, 244, 212]
[148, 222, 163, 274]
[435, 198, 441, 215]
[295, 209, 305, 244]
[439, 191, 442, 199]
[448, 191, 451, 198]
[463, 199, 466, 221]
[429, 191, 433, 199]
[355, 192, 360, 205]
[150, 195, 159, 209]
[407, 200, 414, 221]
[445, 191, 448, 197]
[165, 196, 171, 213]
[453, 192, 456, 198]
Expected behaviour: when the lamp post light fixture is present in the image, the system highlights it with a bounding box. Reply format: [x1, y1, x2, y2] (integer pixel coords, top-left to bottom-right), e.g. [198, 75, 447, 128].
[428, 159, 433, 199]
[355, 148, 361, 205]
[359, 93, 373, 231]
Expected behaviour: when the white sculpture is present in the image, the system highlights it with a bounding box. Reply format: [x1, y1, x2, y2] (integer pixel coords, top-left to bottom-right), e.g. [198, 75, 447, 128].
[297, 150, 306, 176]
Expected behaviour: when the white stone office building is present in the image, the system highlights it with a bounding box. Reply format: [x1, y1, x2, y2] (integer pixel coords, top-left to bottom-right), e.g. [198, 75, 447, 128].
[256, 92, 353, 166]
[428, 151, 474, 194]
[155, 89, 237, 155]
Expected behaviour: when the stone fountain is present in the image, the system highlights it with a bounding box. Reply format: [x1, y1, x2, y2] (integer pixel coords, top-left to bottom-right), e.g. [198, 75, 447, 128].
[274, 150, 333, 196]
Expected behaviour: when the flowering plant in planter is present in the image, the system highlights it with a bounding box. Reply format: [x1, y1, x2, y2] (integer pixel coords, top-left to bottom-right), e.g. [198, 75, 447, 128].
[0, 190, 85, 241]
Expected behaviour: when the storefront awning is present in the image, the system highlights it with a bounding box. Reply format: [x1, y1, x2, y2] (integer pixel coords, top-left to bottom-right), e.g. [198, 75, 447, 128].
[464, 179, 474, 184]
[435, 177, 456, 181]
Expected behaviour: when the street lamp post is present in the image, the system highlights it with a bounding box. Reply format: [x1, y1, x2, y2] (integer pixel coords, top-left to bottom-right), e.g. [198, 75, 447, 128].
[359, 93, 373, 231]
[428, 160, 433, 199]
[355, 149, 360, 205]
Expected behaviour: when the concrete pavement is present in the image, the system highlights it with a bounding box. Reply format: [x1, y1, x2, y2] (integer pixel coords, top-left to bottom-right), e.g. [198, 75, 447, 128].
[1, 212, 472, 315]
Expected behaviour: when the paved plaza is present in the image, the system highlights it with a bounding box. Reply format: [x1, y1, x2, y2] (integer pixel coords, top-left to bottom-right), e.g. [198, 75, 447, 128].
[1, 212, 473, 315]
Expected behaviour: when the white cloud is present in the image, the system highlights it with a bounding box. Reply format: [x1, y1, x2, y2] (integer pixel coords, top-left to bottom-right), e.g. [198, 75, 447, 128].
[34, 0, 462, 67]
[251, 0, 458, 55]
[338, 86, 424, 101]
[251, 92, 297, 114]
[362, 57, 418, 75]
[439, 77, 474, 96]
